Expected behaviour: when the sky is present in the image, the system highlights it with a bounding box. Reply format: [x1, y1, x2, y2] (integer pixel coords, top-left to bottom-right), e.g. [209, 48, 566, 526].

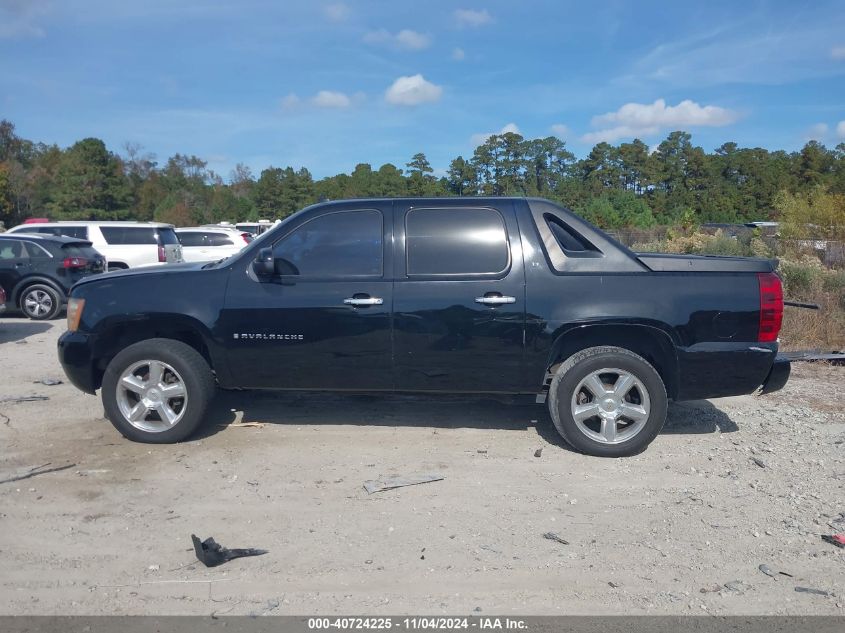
[2, 0, 845, 179]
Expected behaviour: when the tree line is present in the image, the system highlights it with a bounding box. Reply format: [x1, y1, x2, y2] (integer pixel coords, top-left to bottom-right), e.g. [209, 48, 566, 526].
[1, 118, 844, 230]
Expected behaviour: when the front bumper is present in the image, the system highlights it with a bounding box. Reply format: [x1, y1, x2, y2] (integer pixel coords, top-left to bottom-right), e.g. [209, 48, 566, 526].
[760, 355, 791, 394]
[57, 331, 98, 394]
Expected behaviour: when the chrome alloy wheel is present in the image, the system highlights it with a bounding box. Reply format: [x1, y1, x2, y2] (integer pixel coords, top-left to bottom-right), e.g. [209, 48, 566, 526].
[570, 368, 651, 445]
[116, 360, 188, 432]
[23, 289, 53, 318]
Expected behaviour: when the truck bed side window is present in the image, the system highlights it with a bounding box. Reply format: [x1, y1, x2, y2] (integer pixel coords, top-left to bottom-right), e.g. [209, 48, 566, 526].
[545, 214, 599, 254]
[272, 209, 383, 278]
[406, 207, 509, 276]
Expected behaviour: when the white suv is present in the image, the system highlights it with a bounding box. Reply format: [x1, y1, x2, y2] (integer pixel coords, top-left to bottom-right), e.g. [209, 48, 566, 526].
[7, 221, 183, 270]
[175, 226, 252, 262]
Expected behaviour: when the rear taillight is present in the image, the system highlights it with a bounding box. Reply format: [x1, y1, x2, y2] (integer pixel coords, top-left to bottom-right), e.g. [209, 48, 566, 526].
[158, 245, 166, 262]
[63, 256, 89, 268]
[241, 232, 251, 244]
[757, 272, 783, 343]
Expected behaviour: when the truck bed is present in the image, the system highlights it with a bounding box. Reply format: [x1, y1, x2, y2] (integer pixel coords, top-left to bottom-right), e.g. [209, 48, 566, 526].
[636, 252, 775, 273]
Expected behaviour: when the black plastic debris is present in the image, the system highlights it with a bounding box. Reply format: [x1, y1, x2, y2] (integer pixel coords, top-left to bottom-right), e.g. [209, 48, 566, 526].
[534, 447, 543, 458]
[542, 532, 568, 545]
[191, 534, 267, 567]
[794, 586, 830, 596]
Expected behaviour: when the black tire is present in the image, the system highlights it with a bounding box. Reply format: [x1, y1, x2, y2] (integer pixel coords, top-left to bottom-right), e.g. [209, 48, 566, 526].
[19, 283, 62, 320]
[101, 338, 215, 443]
[547, 346, 667, 457]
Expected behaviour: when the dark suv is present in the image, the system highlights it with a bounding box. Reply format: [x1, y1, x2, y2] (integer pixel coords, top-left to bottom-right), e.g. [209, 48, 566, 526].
[0, 233, 106, 320]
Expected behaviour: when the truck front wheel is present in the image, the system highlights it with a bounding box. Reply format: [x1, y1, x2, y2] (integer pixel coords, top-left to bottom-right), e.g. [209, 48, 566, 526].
[101, 338, 215, 443]
[548, 346, 668, 457]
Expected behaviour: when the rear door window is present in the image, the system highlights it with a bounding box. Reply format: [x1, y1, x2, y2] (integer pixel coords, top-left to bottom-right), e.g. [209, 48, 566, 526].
[206, 232, 235, 247]
[405, 207, 509, 276]
[177, 232, 205, 247]
[100, 227, 158, 245]
[24, 241, 52, 258]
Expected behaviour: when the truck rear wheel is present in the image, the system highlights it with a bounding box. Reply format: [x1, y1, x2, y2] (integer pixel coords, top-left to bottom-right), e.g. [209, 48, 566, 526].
[101, 338, 215, 443]
[548, 346, 667, 457]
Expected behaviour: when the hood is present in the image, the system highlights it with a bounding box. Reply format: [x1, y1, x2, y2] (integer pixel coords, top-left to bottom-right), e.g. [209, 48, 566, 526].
[72, 261, 212, 288]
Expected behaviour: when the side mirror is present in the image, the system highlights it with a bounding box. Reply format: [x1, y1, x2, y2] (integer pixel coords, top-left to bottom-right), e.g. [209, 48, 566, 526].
[253, 247, 275, 277]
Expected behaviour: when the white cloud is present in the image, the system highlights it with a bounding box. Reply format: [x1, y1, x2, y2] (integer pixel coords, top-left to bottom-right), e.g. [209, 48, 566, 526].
[806, 123, 829, 141]
[582, 98, 739, 143]
[280, 93, 301, 110]
[470, 122, 520, 146]
[385, 74, 443, 106]
[282, 90, 363, 111]
[312, 90, 352, 108]
[322, 3, 350, 22]
[454, 8, 493, 28]
[838, 121, 845, 139]
[831, 45, 845, 60]
[452, 47, 466, 61]
[363, 28, 430, 51]
[550, 124, 569, 139]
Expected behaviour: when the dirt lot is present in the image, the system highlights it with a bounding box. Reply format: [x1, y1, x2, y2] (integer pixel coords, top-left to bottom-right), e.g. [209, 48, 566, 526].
[0, 316, 843, 616]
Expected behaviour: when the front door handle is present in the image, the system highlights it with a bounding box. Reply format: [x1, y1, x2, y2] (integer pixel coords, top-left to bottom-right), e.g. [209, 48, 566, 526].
[475, 295, 516, 305]
[344, 296, 383, 306]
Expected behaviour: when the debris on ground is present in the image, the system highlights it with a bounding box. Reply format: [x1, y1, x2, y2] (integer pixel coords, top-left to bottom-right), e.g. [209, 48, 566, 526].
[794, 586, 830, 596]
[751, 457, 767, 468]
[700, 585, 722, 593]
[0, 462, 76, 485]
[191, 534, 267, 568]
[821, 533, 845, 548]
[34, 378, 62, 386]
[534, 447, 543, 458]
[363, 473, 444, 494]
[0, 395, 49, 405]
[229, 422, 265, 428]
[758, 563, 793, 578]
[608, 581, 620, 589]
[542, 532, 568, 545]
[723, 580, 751, 593]
[477, 449, 487, 454]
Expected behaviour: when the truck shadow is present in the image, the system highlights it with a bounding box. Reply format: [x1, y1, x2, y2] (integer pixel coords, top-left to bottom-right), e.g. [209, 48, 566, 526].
[200, 391, 739, 446]
[0, 317, 53, 344]
[662, 400, 739, 434]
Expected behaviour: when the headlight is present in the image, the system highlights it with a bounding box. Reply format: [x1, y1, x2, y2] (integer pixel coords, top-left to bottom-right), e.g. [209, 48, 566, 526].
[66, 298, 85, 332]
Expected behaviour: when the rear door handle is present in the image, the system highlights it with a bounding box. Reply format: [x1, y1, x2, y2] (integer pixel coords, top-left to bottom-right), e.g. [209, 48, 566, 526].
[344, 296, 383, 306]
[475, 295, 516, 305]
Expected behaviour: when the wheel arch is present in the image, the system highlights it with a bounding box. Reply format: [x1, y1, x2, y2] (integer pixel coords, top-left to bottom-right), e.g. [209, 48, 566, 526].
[13, 276, 66, 305]
[544, 322, 679, 399]
[90, 314, 222, 391]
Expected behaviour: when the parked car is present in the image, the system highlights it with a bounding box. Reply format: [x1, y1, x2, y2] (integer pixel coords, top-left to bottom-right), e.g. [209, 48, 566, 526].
[175, 226, 252, 262]
[6, 221, 182, 270]
[235, 220, 275, 236]
[0, 233, 106, 320]
[58, 197, 789, 456]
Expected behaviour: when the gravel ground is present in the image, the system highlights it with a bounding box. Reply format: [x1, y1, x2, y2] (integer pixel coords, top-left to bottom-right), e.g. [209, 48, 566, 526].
[0, 316, 843, 616]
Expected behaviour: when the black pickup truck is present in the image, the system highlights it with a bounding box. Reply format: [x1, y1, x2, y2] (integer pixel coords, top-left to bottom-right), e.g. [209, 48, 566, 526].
[57, 198, 789, 457]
